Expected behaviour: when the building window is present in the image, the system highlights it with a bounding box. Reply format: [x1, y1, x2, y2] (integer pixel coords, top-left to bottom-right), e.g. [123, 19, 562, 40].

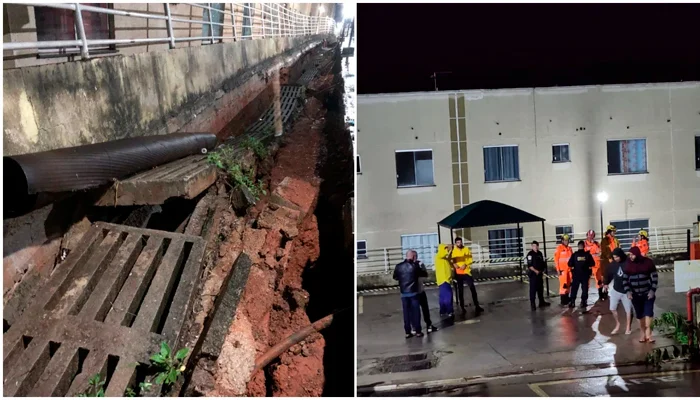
[357, 240, 367, 259]
[607, 139, 647, 175]
[356, 155, 362, 174]
[401, 233, 438, 265]
[555, 225, 573, 243]
[695, 136, 700, 170]
[483, 145, 520, 182]
[487, 228, 522, 260]
[610, 219, 649, 250]
[34, 4, 113, 55]
[202, 3, 226, 42]
[395, 150, 434, 187]
[552, 144, 570, 163]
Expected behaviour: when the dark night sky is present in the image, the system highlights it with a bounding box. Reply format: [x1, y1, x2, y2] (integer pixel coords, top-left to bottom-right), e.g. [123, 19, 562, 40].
[357, 3, 700, 94]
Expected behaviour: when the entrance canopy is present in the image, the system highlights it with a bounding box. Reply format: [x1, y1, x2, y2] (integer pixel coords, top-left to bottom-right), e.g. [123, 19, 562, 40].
[438, 200, 545, 229]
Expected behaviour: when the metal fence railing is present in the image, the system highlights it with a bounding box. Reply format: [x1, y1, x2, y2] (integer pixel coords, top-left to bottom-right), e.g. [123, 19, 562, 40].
[3, 3, 335, 60]
[357, 225, 696, 276]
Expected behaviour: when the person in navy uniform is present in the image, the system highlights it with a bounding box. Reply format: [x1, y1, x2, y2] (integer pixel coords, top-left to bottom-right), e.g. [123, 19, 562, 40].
[526, 241, 551, 311]
[568, 240, 596, 310]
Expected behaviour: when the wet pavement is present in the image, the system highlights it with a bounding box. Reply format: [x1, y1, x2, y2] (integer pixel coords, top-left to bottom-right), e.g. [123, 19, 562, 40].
[357, 272, 693, 396]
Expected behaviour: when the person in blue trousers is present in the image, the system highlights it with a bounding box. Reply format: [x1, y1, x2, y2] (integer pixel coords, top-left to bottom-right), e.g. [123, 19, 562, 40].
[393, 250, 427, 338]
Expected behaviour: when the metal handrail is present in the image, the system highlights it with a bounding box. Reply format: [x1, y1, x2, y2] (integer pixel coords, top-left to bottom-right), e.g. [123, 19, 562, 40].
[3, 3, 335, 59]
[358, 225, 696, 275]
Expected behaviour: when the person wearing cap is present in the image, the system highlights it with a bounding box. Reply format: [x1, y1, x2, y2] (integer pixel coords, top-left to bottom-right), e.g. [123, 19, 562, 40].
[554, 234, 574, 306]
[526, 240, 551, 311]
[584, 230, 602, 300]
[599, 225, 620, 301]
[568, 240, 596, 309]
[451, 237, 484, 316]
[623, 246, 659, 343]
[632, 230, 650, 256]
[604, 248, 633, 335]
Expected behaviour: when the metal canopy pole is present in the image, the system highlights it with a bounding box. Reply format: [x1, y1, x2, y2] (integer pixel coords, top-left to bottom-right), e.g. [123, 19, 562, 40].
[518, 222, 523, 282]
[438, 224, 442, 243]
[542, 221, 550, 297]
[450, 229, 455, 244]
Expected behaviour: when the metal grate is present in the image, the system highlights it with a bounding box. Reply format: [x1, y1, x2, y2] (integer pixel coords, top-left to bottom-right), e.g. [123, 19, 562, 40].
[297, 68, 319, 86]
[3, 223, 205, 397]
[245, 85, 305, 135]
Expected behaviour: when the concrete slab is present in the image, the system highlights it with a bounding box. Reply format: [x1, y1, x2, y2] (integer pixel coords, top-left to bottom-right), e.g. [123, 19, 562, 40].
[3, 222, 205, 397]
[95, 155, 216, 207]
[357, 273, 686, 390]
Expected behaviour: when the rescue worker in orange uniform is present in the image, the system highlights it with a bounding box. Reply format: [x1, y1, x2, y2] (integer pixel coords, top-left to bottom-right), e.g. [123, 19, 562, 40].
[599, 225, 620, 301]
[554, 234, 574, 306]
[632, 230, 650, 256]
[584, 230, 602, 301]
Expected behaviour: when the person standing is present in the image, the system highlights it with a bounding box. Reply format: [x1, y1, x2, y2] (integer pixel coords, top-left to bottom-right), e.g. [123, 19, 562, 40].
[604, 248, 633, 335]
[413, 250, 438, 333]
[451, 237, 484, 316]
[393, 250, 427, 338]
[632, 230, 650, 256]
[554, 234, 574, 307]
[435, 244, 455, 318]
[623, 246, 659, 343]
[568, 240, 596, 309]
[599, 225, 620, 301]
[584, 230, 602, 301]
[526, 240, 551, 311]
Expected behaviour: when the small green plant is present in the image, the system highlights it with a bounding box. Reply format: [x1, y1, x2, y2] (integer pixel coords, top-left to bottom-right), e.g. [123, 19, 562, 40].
[240, 136, 268, 159]
[644, 311, 699, 368]
[139, 381, 153, 393]
[207, 147, 266, 202]
[124, 387, 136, 397]
[150, 341, 190, 387]
[79, 374, 105, 397]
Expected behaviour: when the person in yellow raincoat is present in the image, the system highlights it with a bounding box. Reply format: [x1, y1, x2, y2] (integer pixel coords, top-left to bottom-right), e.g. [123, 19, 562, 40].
[554, 234, 574, 306]
[435, 244, 455, 318]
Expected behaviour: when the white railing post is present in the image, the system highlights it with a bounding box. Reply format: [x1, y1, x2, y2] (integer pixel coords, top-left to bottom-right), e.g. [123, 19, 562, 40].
[164, 3, 176, 49]
[384, 248, 389, 274]
[230, 3, 237, 41]
[277, 4, 282, 37]
[207, 3, 215, 44]
[654, 227, 660, 253]
[261, 3, 266, 38]
[73, 3, 89, 60]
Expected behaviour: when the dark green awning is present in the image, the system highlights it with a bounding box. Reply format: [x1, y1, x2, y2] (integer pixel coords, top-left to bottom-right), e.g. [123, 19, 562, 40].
[438, 200, 545, 229]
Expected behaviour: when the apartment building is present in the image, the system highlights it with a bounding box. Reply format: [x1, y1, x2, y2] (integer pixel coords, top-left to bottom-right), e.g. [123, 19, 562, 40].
[356, 82, 700, 262]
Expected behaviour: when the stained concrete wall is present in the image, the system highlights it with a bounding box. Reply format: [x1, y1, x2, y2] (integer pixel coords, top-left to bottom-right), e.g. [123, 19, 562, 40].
[3, 34, 328, 156]
[356, 82, 700, 251]
[3, 32, 330, 297]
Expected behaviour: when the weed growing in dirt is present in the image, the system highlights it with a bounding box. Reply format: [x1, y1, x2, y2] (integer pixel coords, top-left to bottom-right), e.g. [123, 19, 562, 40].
[644, 311, 698, 368]
[240, 136, 268, 159]
[150, 341, 190, 387]
[124, 387, 136, 397]
[207, 147, 266, 201]
[79, 374, 105, 397]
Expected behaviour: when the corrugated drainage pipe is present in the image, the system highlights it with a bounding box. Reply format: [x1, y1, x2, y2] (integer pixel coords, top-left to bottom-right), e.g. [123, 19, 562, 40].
[4, 132, 217, 218]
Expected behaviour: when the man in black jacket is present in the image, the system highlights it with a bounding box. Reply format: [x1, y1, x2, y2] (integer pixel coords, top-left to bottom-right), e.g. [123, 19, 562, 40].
[393, 250, 428, 338]
[568, 240, 596, 310]
[526, 241, 551, 311]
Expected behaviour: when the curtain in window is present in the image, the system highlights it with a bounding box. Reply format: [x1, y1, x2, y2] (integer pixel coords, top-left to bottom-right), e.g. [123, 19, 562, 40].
[501, 146, 519, 180]
[617, 139, 646, 173]
[401, 234, 438, 267]
[202, 3, 226, 40]
[484, 147, 502, 182]
[414, 151, 434, 186]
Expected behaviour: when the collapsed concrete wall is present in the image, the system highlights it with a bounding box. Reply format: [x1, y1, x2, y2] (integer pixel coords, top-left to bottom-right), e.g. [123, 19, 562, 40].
[3, 35, 330, 297]
[3, 34, 329, 156]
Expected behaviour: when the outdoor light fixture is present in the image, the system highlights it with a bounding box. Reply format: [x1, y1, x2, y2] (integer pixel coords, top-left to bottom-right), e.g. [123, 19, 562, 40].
[597, 191, 609, 235]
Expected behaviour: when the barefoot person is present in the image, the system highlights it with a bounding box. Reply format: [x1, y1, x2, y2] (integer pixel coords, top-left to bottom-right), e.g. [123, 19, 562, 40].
[435, 244, 455, 318]
[604, 248, 633, 335]
[623, 246, 659, 343]
[393, 250, 427, 338]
